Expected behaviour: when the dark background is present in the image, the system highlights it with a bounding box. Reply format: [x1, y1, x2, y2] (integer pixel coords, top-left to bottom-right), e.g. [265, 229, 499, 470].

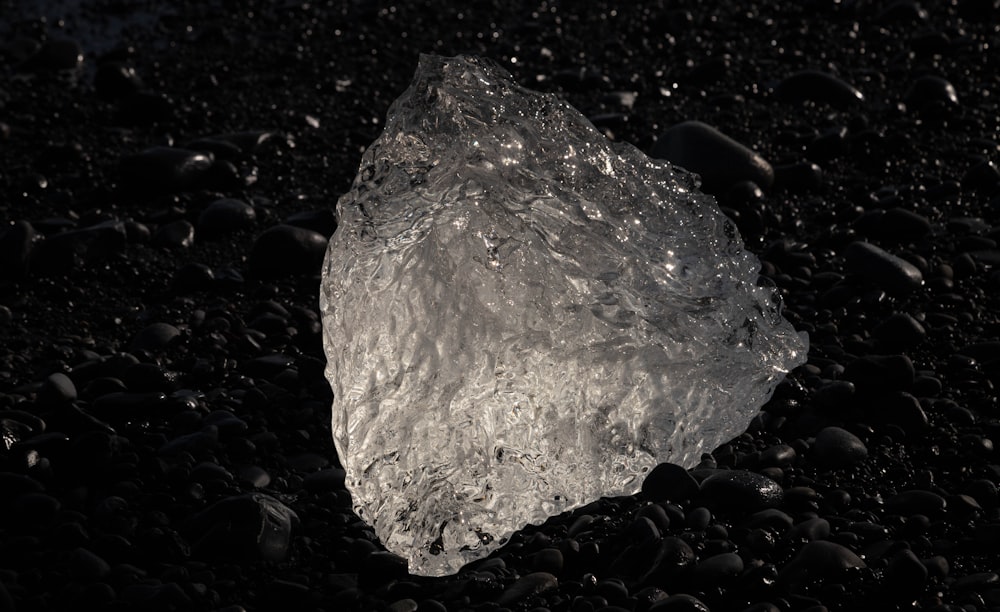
[1, 1, 999, 611]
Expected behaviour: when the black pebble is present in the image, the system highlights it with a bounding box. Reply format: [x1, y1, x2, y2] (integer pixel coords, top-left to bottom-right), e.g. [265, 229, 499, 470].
[813, 426, 868, 468]
[651, 120, 774, 193]
[778, 540, 866, 587]
[31, 221, 129, 274]
[120, 147, 213, 192]
[854, 207, 931, 243]
[129, 322, 181, 353]
[775, 70, 865, 109]
[774, 161, 824, 192]
[249, 225, 328, 278]
[198, 198, 257, 238]
[873, 312, 926, 350]
[188, 493, 298, 562]
[642, 463, 699, 502]
[885, 490, 947, 516]
[648, 593, 711, 612]
[905, 76, 959, 110]
[285, 209, 338, 238]
[699, 470, 784, 512]
[152, 220, 195, 249]
[496, 572, 558, 606]
[0, 220, 36, 279]
[844, 241, 923, 295]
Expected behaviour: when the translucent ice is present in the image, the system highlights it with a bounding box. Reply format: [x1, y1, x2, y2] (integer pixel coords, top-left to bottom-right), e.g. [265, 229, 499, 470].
[320, 54, 808, 576]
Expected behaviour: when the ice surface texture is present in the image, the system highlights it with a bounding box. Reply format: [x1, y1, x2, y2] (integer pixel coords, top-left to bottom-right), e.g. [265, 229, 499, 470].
[320, 54, 808, 576]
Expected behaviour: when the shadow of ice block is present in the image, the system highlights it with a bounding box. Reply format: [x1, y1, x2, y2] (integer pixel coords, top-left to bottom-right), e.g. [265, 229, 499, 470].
[320, 54, 809, 576]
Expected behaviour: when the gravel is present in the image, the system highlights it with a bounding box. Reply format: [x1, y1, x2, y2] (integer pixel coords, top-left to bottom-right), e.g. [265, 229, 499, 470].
[2, 1, 999, 611]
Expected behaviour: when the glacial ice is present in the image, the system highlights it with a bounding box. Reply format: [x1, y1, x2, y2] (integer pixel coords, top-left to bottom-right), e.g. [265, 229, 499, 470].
[320, 54, 808, 576]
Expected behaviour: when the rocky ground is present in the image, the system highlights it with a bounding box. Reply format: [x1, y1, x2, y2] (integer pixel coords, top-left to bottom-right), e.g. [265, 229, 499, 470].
[2, 0, 999, 611]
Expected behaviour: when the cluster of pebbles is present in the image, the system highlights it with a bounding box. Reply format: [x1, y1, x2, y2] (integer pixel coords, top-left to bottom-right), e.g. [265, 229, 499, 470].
[2, 1, 999, 611]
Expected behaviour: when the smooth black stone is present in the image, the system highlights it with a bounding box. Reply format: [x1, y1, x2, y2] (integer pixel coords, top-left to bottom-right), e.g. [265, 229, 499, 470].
[787, 517, 831, 542]
[285, 209, 338, 238]
[38, 372, 77, 406]
[249, 224, 328, 277]
[773, 161, 823, 192]
[184, 137, 243, 159]
[854, 207, 932, 243]
[172, 262, 216, 290]
[885, 490, 947, 516]
[962, 159, 1000, 193]
[119, 147, 212, 192]
[0, 220, 37, 279]
[873, 312, 926, 350]
[152, 220, 195, 249]
[775, 70, 864, 108]
[636, 503, 672, 534]
[66, 547, 112, 581]
[878, 391, 929, 433]
[129, 323, 181, 353]
[648, 593, 711, 612]
[496, 572, 558, 606]
[692, 552, 743, 584]
[31, 221, 128, 274]
[650, 120, 774, 192]
[778, 540, 866, 586]
[198, 198, 257, 238]
[905, 76, 959, 110]
[188, 492, 297, 562]
[844, 241, 923, 295]
[813, 380, 856, 409]
[843, 354, 915, 392]
[641, 463, 699, 502]
[742, 508, 793, 531]
[759, 444, 796, 468]
[813, 426, 868, 468]
[699, 470, 784, 512]
[876, 0, 929, 23]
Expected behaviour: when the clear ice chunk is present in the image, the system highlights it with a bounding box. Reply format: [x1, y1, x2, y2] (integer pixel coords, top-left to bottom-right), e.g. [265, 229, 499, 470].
[320, 54, 808, 576]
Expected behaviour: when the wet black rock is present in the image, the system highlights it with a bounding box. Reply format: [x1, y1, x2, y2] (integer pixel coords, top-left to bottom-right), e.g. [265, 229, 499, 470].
[813, 426, 868, 468]
[188, 493, 297, 562]
[698, 470, 784, 512]
[249, 224, 328, 278]
[0, 220, 37, 279]
[31, 221, 129, 274]
[496, 572, 558, 606]
[119, 147, 213, 192]
[198, 198, 257, 238]
[905, 75, 959, 110]
[844, 241, 923, 295]
[778, 540, 866, 588]
[651, 120, 774, 192]
[128, 323, 180, 354]
[775, 70, 865, 108]
[642, 462, 700, 503]
[152, 220, 195, 249]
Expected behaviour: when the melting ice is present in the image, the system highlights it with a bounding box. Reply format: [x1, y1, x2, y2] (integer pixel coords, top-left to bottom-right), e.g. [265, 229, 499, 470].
[320, 54, 808, 576]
